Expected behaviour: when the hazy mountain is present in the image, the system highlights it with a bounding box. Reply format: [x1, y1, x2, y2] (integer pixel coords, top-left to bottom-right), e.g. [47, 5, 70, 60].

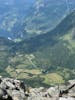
[0, 0, 75, 40]
[24, 0, 75, 38]
[0, 0, 35, 39]
[0, 10, 75, 86]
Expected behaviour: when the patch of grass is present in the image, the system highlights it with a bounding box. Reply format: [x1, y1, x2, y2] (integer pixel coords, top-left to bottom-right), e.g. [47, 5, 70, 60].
[41, 73, 64, 85]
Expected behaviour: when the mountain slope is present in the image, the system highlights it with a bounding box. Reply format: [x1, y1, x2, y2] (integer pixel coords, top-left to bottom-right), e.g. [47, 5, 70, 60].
[4, 10, 75, 86]
[16, 10, 75, 53]
[0, 0, 75, 39]
[0, 10, 75, 87]
[0, 37, 15, 76]
[24, 0, 75, 38]
[0, 0, 35, 39]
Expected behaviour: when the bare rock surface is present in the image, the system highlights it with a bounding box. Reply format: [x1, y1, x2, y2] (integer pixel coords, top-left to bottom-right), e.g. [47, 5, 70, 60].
[0, 76, 74, 100]
[0, 76, 26, 100]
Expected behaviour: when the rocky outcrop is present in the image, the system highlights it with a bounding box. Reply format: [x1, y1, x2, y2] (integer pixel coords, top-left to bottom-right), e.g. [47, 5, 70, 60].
[0, 76, 74, 100]
[27, 84, 75, 100]
[0, 76, 26, 100]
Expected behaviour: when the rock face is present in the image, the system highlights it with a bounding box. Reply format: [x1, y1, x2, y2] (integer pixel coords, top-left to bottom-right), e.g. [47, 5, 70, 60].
[27, 84, 75, 100]
[0, 76, 74, 100]
[0, 76, 26, 100]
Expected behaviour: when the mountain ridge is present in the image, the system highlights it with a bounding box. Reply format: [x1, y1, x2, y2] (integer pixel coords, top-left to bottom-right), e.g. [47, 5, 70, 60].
[24, 0, 75, 38]
[15, 10, 75, 53]
[0, 0, 75, 39]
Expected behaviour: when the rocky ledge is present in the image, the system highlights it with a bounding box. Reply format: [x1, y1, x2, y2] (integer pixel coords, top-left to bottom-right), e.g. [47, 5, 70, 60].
[0, 76, 74, 100]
